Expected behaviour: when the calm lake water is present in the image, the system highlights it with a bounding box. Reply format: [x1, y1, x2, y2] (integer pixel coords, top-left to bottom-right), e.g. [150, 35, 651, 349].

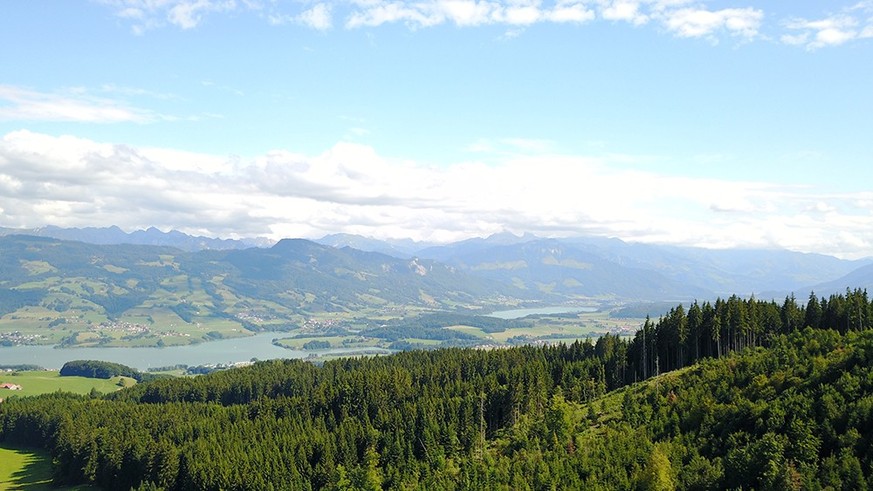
[0, 333, 390, 370]
[0, 307, 597, 370]
[487, 306, 598, 319]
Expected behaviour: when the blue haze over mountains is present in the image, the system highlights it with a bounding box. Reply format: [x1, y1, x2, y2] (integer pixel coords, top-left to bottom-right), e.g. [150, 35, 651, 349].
[318, 232, 873, 301]
[0, 225, 272, 251]
[1, 225, 871, 302]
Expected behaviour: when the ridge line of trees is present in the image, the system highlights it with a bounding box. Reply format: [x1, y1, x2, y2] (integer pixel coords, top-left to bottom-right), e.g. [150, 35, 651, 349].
[0, 288, 870, 490]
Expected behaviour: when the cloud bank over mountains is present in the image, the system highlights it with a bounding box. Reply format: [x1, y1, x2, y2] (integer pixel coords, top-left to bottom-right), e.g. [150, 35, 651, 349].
[2, 129, 872, 258]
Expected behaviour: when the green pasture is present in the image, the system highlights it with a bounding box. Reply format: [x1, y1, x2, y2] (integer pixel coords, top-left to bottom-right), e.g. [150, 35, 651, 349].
[444, 325, 490, 339]
[0, 371, 133, 399]
[444, 311, 645, 344]
[0, 444, 96, 490]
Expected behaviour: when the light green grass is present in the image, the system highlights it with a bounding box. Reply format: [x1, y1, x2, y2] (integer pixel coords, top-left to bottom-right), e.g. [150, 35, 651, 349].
[445, 325, 490, 339]
[0, 371, 133, 398]
[0, 445, 97, 490]
[484, 311, 645, 343]
[0, 445, 53, 490]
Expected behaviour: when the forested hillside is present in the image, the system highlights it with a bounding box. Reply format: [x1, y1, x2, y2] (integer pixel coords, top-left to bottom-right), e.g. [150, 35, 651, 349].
[2, 290, 873, 489]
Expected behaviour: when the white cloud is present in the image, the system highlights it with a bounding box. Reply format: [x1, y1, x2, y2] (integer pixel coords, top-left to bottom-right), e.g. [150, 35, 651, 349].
[437, 0, 501, 26]
[3, 130, 873, 258]
[503, 5, 541, 25]
[599, 0, 648, 25]
[661, 7, 762, 39]
[783, 9, 870, 49]
[94, 0, 873, 48]
[548, 1, 595, 23]
[0, 85, 158, 123]
[298, 3, 334, 30]
[343, 0, 596, 28]
[339, 0, 768, 39]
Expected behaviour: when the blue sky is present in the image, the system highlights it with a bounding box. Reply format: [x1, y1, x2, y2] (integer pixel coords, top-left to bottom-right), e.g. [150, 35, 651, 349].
[1, 1, 872, 257]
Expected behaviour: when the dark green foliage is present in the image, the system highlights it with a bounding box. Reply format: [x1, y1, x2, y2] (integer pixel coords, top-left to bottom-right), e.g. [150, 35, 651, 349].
[391, 312, 532, 333]
[169, 303, 199, 323]
[3, 289, 873, 489]
[59, 360, 140, 380]
[0, 287, 44, 315]
[356, 312, 531, 342]
[359, 325, 476, 342]
[58, 359, 164, 382]
[611, 302, 675, 319]
[303, 340, 332, 350]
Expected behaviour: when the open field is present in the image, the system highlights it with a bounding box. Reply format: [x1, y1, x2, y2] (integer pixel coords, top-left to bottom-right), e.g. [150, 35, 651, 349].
[0, 445, 95, 490]
[447, 311, 645, 344]
[0, 371, 133, 399]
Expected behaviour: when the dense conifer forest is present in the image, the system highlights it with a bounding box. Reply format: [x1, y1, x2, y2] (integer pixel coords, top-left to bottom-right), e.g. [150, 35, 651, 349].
[2, 288, 873, 490]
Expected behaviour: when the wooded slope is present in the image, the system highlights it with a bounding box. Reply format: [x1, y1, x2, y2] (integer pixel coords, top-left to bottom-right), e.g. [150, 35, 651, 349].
[2, 290, 873, 489]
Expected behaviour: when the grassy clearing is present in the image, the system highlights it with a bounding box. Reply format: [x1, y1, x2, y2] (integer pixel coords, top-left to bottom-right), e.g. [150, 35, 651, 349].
[0, 445, 96, 490]
[0, 371, 132, 398]
[445, 325, 491, 339]
[0, 445, 52, 490]
[483, 311, 645, 343]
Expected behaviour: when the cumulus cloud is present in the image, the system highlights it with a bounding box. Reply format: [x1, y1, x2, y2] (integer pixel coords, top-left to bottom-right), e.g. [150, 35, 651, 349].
[782, 2, 873, 49]
[3, 130, 873, 258]
[661, 7, 762, 39]
[599, 0, 648, 25]
[298, 3, 334, 29]
[784, 15, 859, 49]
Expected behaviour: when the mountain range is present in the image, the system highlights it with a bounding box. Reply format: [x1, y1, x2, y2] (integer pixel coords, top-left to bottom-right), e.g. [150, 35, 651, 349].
[2, 225, 872, 309]
[0, 225, 272, 251]
[316, 232, 873, 300]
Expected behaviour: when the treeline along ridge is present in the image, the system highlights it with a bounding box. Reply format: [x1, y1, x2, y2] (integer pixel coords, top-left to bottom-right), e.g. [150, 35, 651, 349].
[2, 289, 873, 489]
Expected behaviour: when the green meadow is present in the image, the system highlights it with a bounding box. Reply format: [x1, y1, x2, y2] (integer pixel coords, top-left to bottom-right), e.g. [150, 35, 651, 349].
[447, 310, 643, 344]
[0, 445, 94, 490]
[0, 372, 132, 489]
[0, 371, 133, 399]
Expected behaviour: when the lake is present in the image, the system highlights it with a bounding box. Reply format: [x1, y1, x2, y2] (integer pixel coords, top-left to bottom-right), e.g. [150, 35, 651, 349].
[0, 333, 391, 370]
[0, 307, 599, 370]
[487, 306, 598, 319]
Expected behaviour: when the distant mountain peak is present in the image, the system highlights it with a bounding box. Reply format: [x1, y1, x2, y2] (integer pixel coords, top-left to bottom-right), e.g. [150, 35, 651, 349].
[484, 231, 539, 244]
[0, 225, 273, 252]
